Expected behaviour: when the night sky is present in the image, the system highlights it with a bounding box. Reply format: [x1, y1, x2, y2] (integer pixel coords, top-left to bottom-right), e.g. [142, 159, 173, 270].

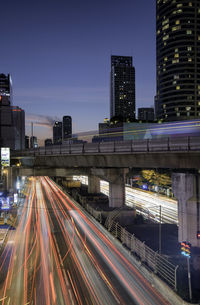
[1, 0, 156, 142]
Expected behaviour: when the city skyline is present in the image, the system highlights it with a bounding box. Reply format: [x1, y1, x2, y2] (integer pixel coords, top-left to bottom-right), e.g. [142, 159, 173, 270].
[0, 0, 156, 142]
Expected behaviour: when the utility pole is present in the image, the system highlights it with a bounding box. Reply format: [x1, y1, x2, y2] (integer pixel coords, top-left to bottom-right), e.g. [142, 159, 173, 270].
[159, 205, 162, 254]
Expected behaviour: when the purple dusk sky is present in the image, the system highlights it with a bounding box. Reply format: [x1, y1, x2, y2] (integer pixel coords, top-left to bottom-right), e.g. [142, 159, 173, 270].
[1, 0, 156, 142]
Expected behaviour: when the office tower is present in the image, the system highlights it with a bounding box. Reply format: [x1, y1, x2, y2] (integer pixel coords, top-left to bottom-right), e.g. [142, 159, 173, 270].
[155, 0, 200, 121]
[110, 55, 135, 121]
[45, 138, 53, 146]
[0, 74, 15, 148]
[0, 74, 25, 150]
[0, 73, 12, 105]
[62, 116, 72, 141]
[25, 136, 29, 149]
[53, 121, 62, 145]
[138, 108, 154, 121]
[30, 136, 38, 148]
[12, 106, 25, 150]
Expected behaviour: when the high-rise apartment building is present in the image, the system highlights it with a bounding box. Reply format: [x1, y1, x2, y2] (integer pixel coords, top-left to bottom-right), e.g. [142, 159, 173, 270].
[110, 55, 135, 121]
[63, 116, 72, 141]
[155, 0, 200, 121]
[53, 121, 62, 145]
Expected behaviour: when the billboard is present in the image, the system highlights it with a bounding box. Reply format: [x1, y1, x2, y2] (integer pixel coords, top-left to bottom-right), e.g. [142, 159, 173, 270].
[1, 147, 10, 167]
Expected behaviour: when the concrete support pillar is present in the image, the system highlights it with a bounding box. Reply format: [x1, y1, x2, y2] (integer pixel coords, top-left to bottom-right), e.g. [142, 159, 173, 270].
[88, 175, 100, 194]
[108, 169, 126, 208]
[172, 172, 200, 247]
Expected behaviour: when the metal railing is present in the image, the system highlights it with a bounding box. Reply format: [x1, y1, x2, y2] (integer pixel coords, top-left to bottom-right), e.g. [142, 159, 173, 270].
[85, 204, 102, 223]
[105, 218, 179, 291]
[13, 136, 200, 157]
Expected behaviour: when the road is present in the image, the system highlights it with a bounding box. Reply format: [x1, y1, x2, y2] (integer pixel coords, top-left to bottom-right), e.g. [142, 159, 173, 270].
[75, 176, 178, 224]
[0, 177, 171, 305]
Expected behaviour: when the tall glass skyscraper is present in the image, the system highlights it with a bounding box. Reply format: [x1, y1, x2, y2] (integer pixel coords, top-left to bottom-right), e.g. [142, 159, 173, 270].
[62, 116, 72, 141]
[155, 0, 200, 121]
[110, 55, 135, 121]
[53, 121, 62, 145]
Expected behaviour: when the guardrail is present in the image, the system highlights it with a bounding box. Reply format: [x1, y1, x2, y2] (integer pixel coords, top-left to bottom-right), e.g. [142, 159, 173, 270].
[13, 136, 200, 156]
[105, 218, 179, 291]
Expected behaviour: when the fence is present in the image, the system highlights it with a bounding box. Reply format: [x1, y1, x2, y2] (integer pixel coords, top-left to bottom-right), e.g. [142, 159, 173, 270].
[106, 218, 179, 291]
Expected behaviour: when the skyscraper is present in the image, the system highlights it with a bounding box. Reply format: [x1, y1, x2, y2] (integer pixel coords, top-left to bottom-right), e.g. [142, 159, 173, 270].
[53, 121, 62, 145]
[12, 106, 25, 150]
[110, 55, 135, 121]
[155, 0, 200, 121]
[62, 116, 72, 141]
[0, 73, 12, 105]
[0, 74, 14, 148]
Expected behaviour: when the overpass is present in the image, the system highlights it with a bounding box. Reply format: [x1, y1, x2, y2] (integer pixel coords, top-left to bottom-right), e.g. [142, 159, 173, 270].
[11, 136, 200, 247]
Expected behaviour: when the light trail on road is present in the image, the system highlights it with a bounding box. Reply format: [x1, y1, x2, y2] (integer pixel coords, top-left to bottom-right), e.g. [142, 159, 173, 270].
[0, 177, 172, 304]
[74, 176, 178, 224]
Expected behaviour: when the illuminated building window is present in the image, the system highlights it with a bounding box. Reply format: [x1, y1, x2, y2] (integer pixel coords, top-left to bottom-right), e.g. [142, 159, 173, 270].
[164, 56, 168, 61]
[176, 20, 180, 25]
[188, 58, 192, 62]
[172, 26, 181, 31]
[186, 107, 191, 111]
[163, 104, 166, 109]
[187, 46, 192, 51]
[177, 3, 182, 7]
[174, 53, 179, 58]
[163, 24, 169, 30]
[189, 2, 192, 6]
[175, 107, 179, 111]
[174, 74, 179, 79]
[173, 80, 177, 85]
[172, 59, 179, 63]
[175, 48, 178, 52]
[198, 36, 200, 41]
[163, 34, 169, 41]
[176, 86, 180, 90]
[176, 112, 180, 117]
[157, 30, 161, 35]
[162, 18, 169, 26]
[187, 30, 192, 35]
[198, 101, 200, 106]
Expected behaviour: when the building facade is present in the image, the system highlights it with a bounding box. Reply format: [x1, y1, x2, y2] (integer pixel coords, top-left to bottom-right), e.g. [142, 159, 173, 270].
[53, 121, 62, 145]
[138, 108, 155, 121]
[12, 106, 25, 150]
[0, 74, 24, 149]
[62, 116, 72, 141]
[110, 55, 135, 121]
[155, 0, 200, 121]
[30, 136, 38, 148]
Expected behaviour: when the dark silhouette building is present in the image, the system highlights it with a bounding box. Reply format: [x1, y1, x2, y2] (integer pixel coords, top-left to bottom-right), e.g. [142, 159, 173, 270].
[12, 106, 25, 150]
[53, 121, 62, 145]
[110, 55, 135, 121]
[138, 108, 154, 121]
[62, 116, 72, 141]
[0, 74, 25, 150]
[25, 136, 29, 149]
[155, 0, 200, 121]
[30, 136, 38, 148]
[45, 138, 53, 146]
